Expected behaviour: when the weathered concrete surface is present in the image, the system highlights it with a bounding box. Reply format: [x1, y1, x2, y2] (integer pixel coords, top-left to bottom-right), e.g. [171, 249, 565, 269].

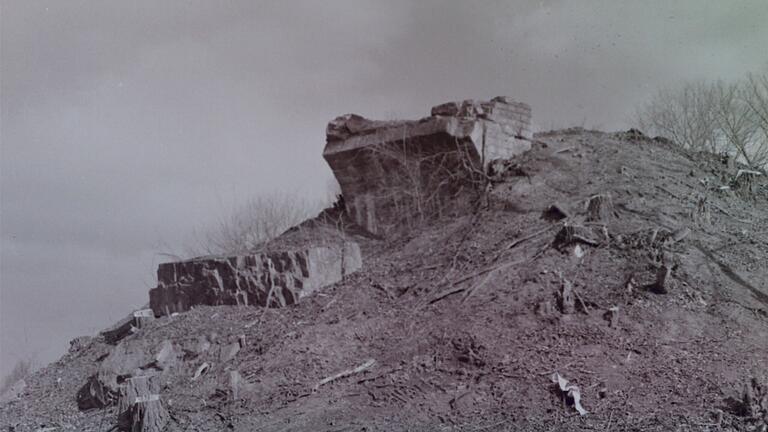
[323, 96, 532, 235]
[149, 242, 362, 316]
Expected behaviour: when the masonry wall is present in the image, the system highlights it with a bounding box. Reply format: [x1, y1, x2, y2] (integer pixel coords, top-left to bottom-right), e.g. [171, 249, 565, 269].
[149, 242, 362, 316]
[323, 96, 533, 235]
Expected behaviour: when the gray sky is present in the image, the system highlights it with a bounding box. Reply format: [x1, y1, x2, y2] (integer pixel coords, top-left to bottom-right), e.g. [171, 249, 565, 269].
[1, 0, 767, 377]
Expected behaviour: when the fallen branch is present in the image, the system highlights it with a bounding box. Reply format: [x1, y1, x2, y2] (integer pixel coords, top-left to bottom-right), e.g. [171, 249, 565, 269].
[461, 260, 520, 303]
[429, 259, 526, 305]
[313, 359, 376, 392]
[428, 286, 466, 305]
[573, 287, 591, 315]
[505, 225, 559, 251]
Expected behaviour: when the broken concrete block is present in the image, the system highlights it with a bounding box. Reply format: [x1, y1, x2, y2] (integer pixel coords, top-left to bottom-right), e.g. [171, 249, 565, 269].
[323, 97, 532, 235]
[192, 363, 210, 380]
[230, 370, 241, 401]
[220, 342, 241, 363]
[149, 242, 362, 316]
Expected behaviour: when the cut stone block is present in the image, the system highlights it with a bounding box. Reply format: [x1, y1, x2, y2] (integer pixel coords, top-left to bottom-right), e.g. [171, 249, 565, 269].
[323, 96, 533, 235]
[149, 242, 362, 316]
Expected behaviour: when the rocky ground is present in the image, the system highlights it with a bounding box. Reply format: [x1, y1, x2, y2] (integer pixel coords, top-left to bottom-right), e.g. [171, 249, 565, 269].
[2, 129, 768, 431]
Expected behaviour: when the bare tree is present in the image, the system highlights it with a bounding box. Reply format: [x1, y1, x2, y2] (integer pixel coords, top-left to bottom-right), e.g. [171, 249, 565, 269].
[637, 72, 768, 170]
[637, 81, 719, 153]
[743, 72, 768, 167]
[711, 80, 759, 166]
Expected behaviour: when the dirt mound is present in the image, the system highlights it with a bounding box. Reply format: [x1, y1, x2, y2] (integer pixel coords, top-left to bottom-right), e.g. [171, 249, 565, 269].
[3, 129, 768, 431]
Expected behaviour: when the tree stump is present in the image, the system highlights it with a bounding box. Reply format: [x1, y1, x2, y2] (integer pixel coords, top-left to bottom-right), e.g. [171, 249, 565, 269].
[651, 265, 671, 294]
[604, 306, 620, 328]
[129, 396, 169, 432]
[559, 276, 575, 314]
[586, 193, 615, 222]
[117, 375, 167, 432]
[132, 309, 155, 329]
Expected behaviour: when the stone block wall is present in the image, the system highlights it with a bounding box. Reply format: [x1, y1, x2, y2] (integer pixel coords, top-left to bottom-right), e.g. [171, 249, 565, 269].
[149, 242, 362, 316]
[323, 96, 533, 235]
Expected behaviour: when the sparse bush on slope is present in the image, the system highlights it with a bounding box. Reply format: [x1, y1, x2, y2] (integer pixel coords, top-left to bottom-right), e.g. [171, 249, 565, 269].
[0, 358, 34, 396]
[185, 192, 328, 257]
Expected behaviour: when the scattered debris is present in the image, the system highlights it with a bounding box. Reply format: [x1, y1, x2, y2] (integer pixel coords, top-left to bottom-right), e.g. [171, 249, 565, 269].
[220, 342, 241, 363]
[313, 359, 376, 393]
[666, 227, 691, 245]
[192, 363, 210, 381]
[553, 224, 600, 250]
[551, 372, 588, 416]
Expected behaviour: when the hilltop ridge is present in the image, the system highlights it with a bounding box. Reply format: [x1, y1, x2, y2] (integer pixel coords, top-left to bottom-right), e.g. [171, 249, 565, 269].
[2, 128, 768, 431]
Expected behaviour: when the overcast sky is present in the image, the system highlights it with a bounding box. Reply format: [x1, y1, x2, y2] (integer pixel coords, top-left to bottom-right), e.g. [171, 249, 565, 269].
[1, 0, 767, 378]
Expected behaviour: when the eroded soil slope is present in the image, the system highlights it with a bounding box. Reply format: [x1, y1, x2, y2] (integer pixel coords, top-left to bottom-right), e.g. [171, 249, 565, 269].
[3, 129, 768, 431]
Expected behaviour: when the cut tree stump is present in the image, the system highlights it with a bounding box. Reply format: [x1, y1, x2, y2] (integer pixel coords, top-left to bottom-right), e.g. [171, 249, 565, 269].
[604, 306, 620, 328]
[559, 275, 576, 315]
[553, 225, 600, 250]
[650, 265, 671, 294]
[586, 193, 616, 222]
[132, 309, 155, 329]
[117, 375, 167, 432]
[129, 396, 169, 432]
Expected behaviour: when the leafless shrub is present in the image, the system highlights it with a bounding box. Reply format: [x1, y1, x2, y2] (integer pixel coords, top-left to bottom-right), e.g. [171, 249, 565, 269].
[186, 193, 324, 256]
[0, 358, 34, 396]
[360, 127, 486, 233]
